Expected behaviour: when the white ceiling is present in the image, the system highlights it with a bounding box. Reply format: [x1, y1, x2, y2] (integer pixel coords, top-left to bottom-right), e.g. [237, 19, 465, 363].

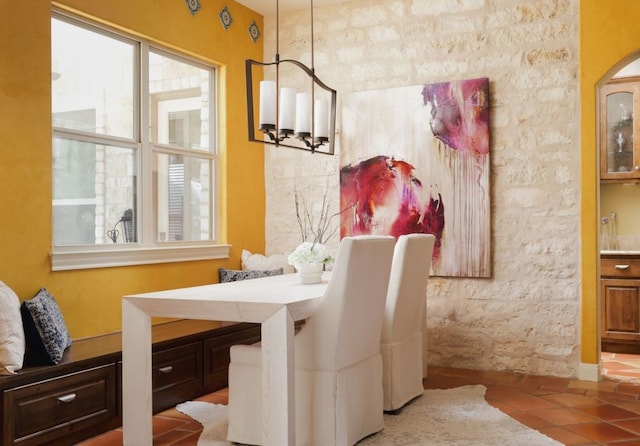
[236, 0, 351, 15]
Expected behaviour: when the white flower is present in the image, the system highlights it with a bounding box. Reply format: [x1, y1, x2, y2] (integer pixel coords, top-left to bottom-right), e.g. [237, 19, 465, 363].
[288, 242, 331, 266]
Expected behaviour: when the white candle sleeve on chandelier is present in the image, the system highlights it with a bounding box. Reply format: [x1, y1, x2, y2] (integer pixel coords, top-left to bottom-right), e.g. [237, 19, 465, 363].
[259, 80, 276, 127]
[278, 87, 296, 132]
[295, 92, 312, 135]
[314, 99, 329, 139]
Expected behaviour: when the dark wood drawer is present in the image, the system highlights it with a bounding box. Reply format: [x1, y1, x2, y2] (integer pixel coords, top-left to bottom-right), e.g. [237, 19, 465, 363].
[0, 321, 264, 445]
[204, 324, 260, 392]
[152, 341, 202, 413]
[602, 258, 640, 278]
[2, 364, 117, 446]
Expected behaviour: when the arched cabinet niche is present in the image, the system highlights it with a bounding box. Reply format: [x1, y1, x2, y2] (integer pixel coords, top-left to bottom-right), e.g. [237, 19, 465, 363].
[599, 57, 640, 354]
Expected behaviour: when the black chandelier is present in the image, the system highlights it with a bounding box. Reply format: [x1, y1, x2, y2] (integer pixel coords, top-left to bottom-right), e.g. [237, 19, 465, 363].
[245, 0, 337, 155]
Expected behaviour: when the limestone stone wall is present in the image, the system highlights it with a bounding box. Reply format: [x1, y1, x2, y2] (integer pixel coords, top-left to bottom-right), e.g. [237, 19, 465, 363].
[263, 0, 580, 377]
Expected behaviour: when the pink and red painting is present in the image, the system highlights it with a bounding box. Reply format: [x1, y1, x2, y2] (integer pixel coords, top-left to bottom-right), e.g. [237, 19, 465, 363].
[340, 78, 490, 277]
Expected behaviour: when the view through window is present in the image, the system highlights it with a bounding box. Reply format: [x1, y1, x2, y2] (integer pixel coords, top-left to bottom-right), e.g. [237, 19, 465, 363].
[51, 13, 216, 249]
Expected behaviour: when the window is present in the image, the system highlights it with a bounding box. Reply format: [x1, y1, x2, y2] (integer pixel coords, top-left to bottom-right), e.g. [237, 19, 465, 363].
[51, 12, 227, 270]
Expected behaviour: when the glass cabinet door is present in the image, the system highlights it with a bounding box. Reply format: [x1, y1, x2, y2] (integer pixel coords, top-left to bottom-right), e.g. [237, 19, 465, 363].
[600, 81, 640, 180]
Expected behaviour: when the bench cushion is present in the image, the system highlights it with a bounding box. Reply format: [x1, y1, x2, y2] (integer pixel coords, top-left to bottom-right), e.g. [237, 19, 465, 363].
[241, 249, 295, 274]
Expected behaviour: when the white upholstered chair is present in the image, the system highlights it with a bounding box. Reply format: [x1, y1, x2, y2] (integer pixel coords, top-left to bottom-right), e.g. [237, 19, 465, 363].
[227, 235, 395, 446]
[381, 233, 435, 411]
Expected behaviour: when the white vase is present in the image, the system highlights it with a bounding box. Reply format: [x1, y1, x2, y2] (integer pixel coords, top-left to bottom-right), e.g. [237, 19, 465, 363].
[294, 262, 323, 284]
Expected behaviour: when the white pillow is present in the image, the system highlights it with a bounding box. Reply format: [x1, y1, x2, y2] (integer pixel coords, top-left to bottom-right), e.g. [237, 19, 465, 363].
[0, 281, 25, 375]
[241, 249, 295, 274]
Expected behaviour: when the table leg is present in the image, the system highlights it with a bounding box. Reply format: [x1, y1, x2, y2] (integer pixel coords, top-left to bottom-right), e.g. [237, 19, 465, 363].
[122, 299, 153, 446]
[261, 305, 295, 446]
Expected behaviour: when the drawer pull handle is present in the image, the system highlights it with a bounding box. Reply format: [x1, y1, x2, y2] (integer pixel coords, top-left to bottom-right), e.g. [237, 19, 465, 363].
[158, 366, 173, 374]
[615, 264, 631, 270]
[57, 393, 77, 403]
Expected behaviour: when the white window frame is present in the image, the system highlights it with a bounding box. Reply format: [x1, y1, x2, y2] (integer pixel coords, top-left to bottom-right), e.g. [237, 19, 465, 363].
[50, 11, 229, 271]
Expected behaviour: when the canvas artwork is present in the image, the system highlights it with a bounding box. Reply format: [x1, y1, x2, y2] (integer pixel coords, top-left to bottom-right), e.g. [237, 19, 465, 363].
[339, 78, 490, 278]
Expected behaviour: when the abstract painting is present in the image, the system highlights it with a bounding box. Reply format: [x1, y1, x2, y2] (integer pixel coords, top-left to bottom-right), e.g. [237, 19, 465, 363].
[339, 78, 490, 277]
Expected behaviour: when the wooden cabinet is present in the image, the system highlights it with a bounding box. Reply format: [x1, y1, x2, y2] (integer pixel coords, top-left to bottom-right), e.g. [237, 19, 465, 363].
[2, 364, 118, 446]
[600, 78, 640, 182]
[601, 255, 640, 352]
[152, 341, 203, 413]
[0, 320, 260, 446]
[204, 324, 261, 393]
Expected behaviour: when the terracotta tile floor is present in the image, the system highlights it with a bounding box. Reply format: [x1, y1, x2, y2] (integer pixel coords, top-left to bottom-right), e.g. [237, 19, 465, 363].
[602, 352, 640, 383]
[78, 360, 640, 446]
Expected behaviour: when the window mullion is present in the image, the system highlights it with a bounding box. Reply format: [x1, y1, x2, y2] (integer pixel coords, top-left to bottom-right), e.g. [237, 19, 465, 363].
[139, 41, 155, 245]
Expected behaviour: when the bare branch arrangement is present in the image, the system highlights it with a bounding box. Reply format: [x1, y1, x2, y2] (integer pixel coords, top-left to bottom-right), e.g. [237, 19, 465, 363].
[294, 183, 343, 246]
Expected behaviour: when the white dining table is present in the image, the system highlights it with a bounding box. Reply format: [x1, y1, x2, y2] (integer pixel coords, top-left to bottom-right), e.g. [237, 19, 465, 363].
[121, 272, 329, 446]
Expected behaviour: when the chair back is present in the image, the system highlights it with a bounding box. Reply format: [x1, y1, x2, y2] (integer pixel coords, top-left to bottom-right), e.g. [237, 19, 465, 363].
[381, 234, 435, 344]
[295, 235, 395, 370]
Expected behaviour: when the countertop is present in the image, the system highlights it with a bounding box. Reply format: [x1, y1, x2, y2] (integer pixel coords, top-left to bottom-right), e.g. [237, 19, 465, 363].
[601, 250, 640, 256]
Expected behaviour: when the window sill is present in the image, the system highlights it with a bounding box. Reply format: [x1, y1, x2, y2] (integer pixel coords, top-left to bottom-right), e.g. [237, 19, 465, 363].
[50, 243, 231, 271]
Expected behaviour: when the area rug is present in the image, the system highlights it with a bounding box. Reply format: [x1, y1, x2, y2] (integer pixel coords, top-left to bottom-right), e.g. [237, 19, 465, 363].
[176, 384, 562, 445]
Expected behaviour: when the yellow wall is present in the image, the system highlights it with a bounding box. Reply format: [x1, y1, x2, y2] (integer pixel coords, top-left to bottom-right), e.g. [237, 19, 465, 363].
[0, 0, 265, 339]
[580, 1, 640, 365]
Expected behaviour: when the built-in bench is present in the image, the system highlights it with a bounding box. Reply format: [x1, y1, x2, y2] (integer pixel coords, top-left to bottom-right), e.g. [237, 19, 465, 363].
[0, 320, 260, 446]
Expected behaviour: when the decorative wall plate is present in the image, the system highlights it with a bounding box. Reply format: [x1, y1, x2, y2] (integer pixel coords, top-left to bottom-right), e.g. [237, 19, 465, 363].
[248, 20, 260, 43]
[185, 0, 201, 15]
[219, 6, 233, 30]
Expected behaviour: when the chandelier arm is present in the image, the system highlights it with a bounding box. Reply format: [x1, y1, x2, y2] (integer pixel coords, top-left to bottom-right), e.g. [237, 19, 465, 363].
[278, 59, 336, 95]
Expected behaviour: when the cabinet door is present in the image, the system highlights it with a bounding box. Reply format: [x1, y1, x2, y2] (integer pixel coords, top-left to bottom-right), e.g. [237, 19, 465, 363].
[2, 364, 118, 446]
[152, 341, 203, 413]
[600, 81, 640, 180]
[601, 278, 640, 342]
[203, 324, 260, 393]
[600, 80, 640, 180]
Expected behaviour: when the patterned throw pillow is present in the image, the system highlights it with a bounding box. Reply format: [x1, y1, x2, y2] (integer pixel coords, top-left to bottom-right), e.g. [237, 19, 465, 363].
[21, 288, 72, 365]
[218, 268, 284, 283]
